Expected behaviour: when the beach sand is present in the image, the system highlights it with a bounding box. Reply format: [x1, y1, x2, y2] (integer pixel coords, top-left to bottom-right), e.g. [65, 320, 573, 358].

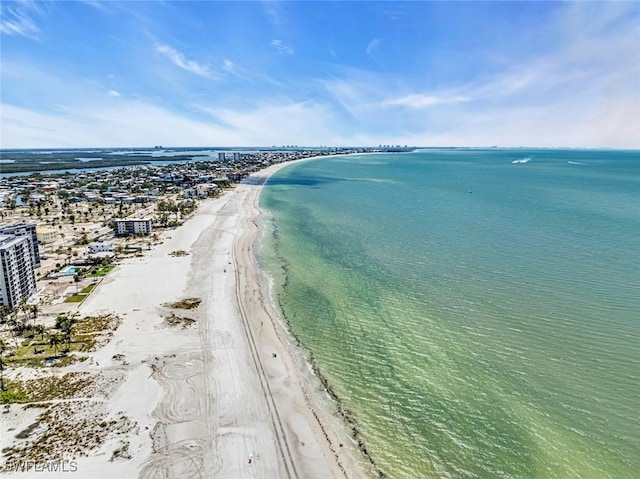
[2, 160, 368, 477]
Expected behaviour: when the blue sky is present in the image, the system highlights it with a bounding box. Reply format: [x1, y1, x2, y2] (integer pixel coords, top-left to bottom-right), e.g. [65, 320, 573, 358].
[1, 1, 639, 148]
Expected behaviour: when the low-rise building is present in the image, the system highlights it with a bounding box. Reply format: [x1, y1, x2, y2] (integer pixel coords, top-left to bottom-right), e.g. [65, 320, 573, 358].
[114, 218, 152, 237]
[36, 226, 57, 244]
[88, 241, 114, 254]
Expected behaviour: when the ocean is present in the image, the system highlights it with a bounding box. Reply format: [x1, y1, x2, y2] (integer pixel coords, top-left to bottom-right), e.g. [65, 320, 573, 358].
[257, 149, 640, 479]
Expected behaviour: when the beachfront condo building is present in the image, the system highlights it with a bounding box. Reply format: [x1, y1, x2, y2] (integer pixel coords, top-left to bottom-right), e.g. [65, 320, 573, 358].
[0, 222, 41, 269]
[0, 234, 37, 308]
[114, 218, 153, 237]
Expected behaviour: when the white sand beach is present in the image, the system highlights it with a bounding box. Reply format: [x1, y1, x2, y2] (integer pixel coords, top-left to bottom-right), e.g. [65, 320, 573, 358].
[1, 160, 368, 477]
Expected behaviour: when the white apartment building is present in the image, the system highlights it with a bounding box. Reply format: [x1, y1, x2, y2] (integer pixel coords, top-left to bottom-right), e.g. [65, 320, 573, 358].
[114, 218, 152, 237]
[0, 222, 40, 268]
[0, 235, 37, 308]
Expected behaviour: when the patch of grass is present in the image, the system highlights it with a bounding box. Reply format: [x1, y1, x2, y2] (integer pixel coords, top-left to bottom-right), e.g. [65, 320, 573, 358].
[164, 297, 202, 309]
[87, 265, 115, 277]
[0, 382, 28, 404]
[74, 315, 119, 335]
[3, 403, 137, 463]
[80, 282, 97, 294]
[5, 315, 120, 368]
[8, 342, 83, 368]
[65, 294, 85, 303]
[169, 249, 188, 257]
[5, 373, 94, 404]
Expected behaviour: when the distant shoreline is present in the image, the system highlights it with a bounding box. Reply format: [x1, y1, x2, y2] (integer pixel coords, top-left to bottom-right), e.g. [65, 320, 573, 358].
[0, 155, 207, 174]
[0, 147, 414, 175]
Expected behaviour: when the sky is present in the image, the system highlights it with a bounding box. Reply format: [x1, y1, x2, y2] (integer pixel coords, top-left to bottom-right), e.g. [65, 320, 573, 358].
[1, 0, 639, 148]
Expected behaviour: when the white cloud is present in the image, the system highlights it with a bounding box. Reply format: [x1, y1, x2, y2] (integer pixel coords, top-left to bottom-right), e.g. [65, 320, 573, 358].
[107, 90, 121, 97]
[0, 0, 41, 38]
[385, 94, 470, 108]
[366, 38, 382, 61]
[156, 45, 216, 79]
[207, 101, 338, 145]
[1, 100, 341, 148]
[222, 59, 251, 81]
[261, 0, 284, 27]
[270, 39, 294, 55]
[2, 1, 637, 150]
[222, 59, 284, 87]
[1, 102, 223, 148]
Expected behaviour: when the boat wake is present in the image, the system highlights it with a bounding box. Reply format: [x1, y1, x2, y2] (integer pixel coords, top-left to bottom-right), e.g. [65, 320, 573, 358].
[512, 156, 533, 164]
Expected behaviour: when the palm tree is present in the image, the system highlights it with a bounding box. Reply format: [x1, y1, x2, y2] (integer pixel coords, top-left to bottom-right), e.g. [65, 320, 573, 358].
[4, 316, 21, 348]
[18, 298, 30, 326]
[33, 325, 47, 341]
[49, 333, 61, 356]
[0, 305, 12, 322]
[30, 304, 39, 321]
[58, 315, 78, 352]
[0, 339, 7, 391]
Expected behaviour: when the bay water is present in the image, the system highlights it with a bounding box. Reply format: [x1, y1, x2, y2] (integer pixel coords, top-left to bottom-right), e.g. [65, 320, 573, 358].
[258, 149, 640, 478]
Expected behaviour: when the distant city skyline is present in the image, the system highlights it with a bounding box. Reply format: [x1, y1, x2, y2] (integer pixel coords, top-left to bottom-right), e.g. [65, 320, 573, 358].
[1, 1, 639, 149]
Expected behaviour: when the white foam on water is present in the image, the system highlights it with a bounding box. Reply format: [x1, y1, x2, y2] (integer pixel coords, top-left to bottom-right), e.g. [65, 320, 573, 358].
[512, 156, 533, 164]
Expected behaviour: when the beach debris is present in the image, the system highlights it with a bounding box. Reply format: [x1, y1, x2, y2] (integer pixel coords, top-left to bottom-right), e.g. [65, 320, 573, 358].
[164, 313, 196, 328]
[168, 250, 189, 257]
[163, 297, 202, 310]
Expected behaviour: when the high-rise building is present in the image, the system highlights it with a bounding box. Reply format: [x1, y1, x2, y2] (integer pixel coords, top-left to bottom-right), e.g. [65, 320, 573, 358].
[0, 222, 40, 269]
[218, 152, 226, 161]
[232, 152, 241, 161]
[0, 234, 37, 308]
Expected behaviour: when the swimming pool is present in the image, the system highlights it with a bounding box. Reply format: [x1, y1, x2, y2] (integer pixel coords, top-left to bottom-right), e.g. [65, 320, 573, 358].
[58, 266, 77, 276]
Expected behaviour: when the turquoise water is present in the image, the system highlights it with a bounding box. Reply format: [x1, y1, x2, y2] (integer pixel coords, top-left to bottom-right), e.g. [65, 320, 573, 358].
[59, 266, 77, 276]
[258, 149, 640, 479]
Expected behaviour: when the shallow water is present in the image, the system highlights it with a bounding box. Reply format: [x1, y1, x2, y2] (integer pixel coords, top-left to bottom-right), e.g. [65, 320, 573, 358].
[259, 149, 640, 478]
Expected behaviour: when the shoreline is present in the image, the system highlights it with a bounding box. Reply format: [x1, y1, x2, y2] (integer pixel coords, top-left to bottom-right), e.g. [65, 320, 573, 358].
[2, 155, 371, 477]
[231, 158, 368, 478]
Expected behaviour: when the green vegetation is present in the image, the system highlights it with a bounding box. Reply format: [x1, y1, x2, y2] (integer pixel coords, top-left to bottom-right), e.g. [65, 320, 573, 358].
[2, 314, 118, 370]
[87, 264, 115, 277]
[81, 283, 97, 294]
[0, 150, 208, 174]
[2, 403, 136, 464]
[65, 294, 85, 303]
[64, 281, 98, 302]
[0, 381, 28, 404]
[3, 373, 94, 404]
